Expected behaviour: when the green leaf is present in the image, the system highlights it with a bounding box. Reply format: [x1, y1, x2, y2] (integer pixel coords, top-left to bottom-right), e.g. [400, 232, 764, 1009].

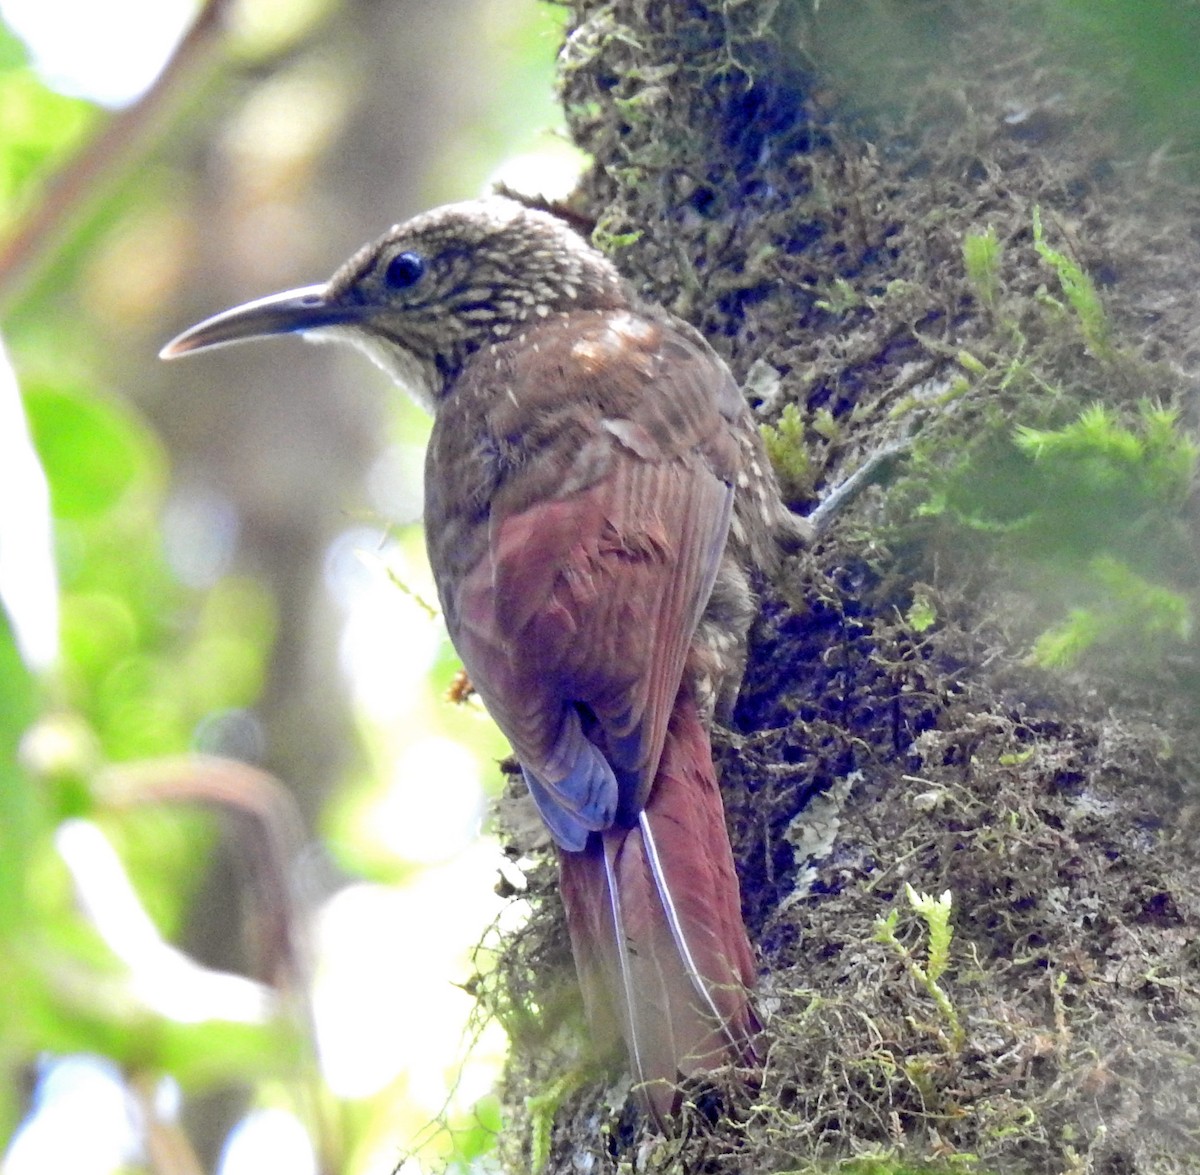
[24, 381, 164, 521]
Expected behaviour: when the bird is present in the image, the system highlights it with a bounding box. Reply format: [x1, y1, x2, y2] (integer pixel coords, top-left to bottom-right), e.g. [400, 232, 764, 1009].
[161, 195, 811, 1124]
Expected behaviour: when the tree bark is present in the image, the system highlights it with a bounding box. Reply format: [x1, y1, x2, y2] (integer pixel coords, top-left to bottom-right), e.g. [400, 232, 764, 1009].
[495, 3, 1200, 1171]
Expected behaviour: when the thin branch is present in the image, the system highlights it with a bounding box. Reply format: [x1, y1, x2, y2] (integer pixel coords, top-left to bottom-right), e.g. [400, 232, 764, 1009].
[128, 1070, 207, 1175]
[0, 0, 236, 306]
[98, 754, 342, 1175]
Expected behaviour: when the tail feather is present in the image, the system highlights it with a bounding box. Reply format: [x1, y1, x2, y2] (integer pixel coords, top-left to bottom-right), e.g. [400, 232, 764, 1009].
[558, 696, 758, 1123]
[637, 808, 751, 1057]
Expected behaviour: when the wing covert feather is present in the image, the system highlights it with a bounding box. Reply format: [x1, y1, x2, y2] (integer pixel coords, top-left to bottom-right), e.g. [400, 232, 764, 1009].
[426, 308, 742, 842]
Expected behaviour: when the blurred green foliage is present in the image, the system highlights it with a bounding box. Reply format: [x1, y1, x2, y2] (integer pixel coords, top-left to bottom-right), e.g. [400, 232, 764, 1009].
[0, 24, 97, 237]
[926, 402, 1197, 666]
[24, 381, 273, 761]
[1045, 0, 1200, 158]
[0, 1, 573, 1170]
[1, 232, 286, 1175]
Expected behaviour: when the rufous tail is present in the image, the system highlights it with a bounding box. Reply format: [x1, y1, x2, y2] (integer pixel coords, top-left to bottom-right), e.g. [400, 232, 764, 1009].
[558, 694, 759, 1123]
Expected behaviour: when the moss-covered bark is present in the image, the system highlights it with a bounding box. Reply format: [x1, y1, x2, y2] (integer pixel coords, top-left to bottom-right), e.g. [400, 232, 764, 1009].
[490, 3, 1200, 1171]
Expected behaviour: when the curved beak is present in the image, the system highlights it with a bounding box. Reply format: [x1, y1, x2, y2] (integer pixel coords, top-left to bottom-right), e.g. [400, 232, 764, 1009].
[160, 284, 358, 359]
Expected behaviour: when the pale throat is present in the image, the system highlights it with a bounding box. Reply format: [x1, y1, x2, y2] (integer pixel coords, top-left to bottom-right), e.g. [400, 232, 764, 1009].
[305, 324, 442, 414]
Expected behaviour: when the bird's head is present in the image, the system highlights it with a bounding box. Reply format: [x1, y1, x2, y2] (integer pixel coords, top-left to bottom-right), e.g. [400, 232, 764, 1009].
[161, 196, 628, 410]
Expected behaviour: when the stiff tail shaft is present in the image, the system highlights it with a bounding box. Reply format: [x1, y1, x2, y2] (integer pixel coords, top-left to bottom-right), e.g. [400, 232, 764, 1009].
[558, 695, 758, 1122]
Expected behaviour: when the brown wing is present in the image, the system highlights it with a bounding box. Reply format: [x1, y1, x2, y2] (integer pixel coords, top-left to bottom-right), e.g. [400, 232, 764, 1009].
[426, 309, 741, 848]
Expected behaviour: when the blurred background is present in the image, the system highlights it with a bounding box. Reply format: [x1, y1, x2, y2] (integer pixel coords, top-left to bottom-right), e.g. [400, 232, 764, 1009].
[0, 1, 582, 1172]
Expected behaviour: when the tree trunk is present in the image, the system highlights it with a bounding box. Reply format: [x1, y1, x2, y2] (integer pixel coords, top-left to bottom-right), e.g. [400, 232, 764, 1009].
[494, 3, 1200, 1171]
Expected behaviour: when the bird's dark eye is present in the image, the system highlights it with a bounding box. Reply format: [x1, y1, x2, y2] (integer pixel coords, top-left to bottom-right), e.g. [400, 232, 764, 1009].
[384, 250, 425, 290]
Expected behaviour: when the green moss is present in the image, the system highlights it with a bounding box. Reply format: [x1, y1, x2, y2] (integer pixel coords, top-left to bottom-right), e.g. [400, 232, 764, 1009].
[875, 885, 964, 1053]
[514, 1, 1200, 1169]
[962, 225, 1002, 309]
[526, 1069, 589, 1174]
[1014, 401, 1196, 506]
[1030, 555, 1190, 667]
[1031, 206, 1111, 358]
[906, 591, 937, 633]
[761, 401, 814, 501]
[773, 1159, 987, 1175]
[930, 401, 1197, 666]
[815, 276, 864, 314]
[590, 218, 642, 253]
